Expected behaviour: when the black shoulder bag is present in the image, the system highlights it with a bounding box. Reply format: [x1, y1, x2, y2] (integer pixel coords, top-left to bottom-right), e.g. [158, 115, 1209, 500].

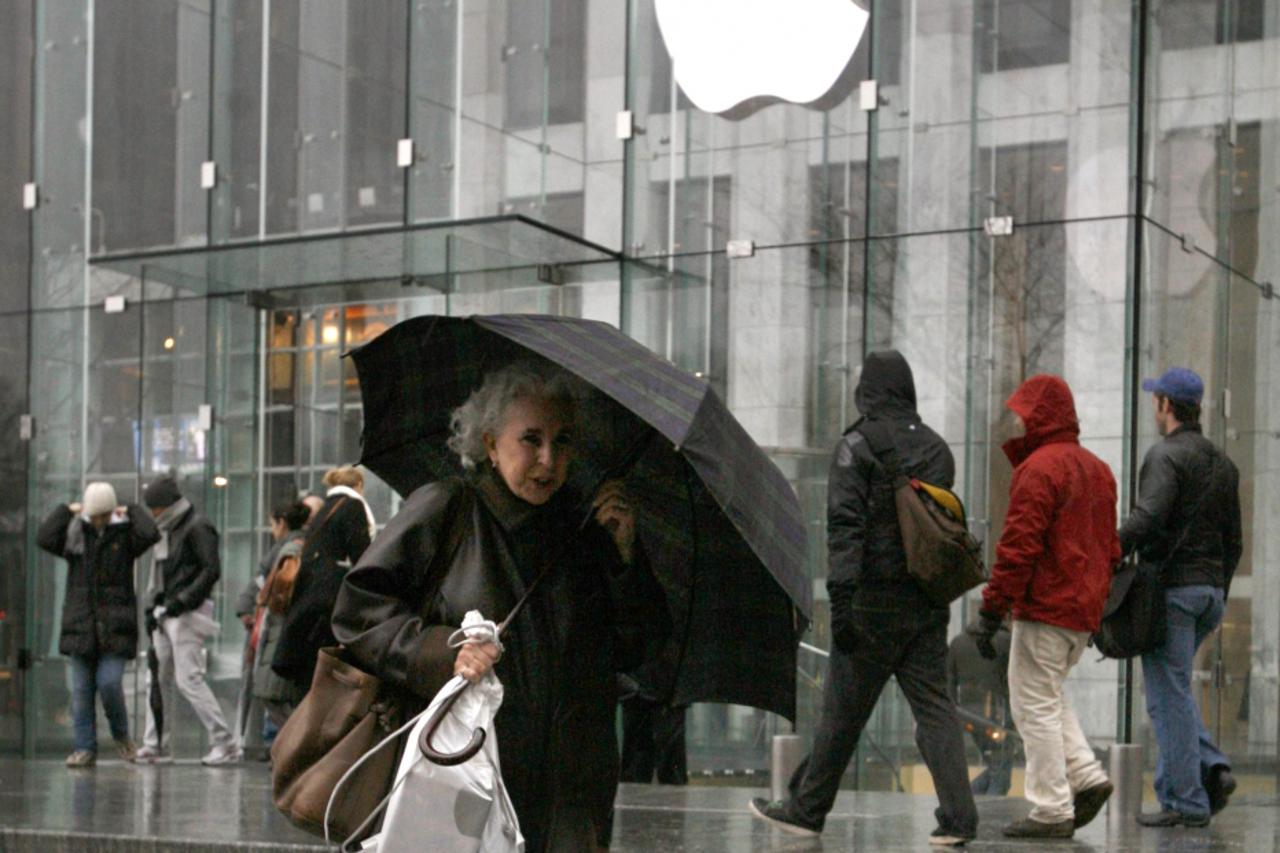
[1094, 453, 1221, 659]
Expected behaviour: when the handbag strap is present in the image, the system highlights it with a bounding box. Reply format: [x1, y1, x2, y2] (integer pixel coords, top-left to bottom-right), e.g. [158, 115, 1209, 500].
[301, 496, 349, 558]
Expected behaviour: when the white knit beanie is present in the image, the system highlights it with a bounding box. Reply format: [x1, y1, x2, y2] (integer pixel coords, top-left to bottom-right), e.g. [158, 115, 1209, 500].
[82, 482, 117, 517]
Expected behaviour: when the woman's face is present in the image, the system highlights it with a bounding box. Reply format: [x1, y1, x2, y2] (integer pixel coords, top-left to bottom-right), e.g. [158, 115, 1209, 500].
[484, 395, 574, 505]
[269, 517, 287, 541]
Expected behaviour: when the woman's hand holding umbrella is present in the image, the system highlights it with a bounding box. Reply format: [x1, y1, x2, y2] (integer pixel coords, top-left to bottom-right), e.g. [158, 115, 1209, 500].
[591, 479, 635, 565]
[454, 639, 501, 685]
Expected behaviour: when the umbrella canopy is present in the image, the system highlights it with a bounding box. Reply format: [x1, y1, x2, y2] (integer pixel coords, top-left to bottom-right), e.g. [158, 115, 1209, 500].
[350, 313, 810, 721]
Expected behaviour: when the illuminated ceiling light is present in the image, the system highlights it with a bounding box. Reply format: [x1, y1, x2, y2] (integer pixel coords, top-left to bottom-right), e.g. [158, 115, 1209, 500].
[213, 475, 229, 487]
[321, 324, 340, 345]
[163, 337, 176, 350]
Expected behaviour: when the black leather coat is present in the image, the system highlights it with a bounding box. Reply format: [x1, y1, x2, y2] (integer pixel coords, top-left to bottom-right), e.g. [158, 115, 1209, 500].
[272, 493, 372, 688]
[827, 351, 955, 611]
[153, 504, 222, 617]
[1119, 424, 1243, 592]
[37, 504, 159, 659]
[331, 474, 669, 853]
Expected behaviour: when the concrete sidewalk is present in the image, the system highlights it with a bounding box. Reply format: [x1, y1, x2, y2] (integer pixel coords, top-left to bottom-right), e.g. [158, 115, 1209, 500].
[0, 759, 1276, 851]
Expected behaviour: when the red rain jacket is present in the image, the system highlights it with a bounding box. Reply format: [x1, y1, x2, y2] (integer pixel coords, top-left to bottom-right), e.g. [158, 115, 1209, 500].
[982, 375, 1121, 633]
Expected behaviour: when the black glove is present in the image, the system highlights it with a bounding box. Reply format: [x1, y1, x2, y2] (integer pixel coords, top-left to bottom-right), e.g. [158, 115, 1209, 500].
[829, 584, 858, 655]
[969, 610, 1003, 660]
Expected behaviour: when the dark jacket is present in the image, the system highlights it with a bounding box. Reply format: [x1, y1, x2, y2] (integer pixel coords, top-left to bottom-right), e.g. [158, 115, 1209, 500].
[37, 503, 159, 659]
[272, 492, 372, 688]
[1119, 424, 1243, 593]
[154, 503, 221, 617]
[253, 532, 307, 705]
[331, 474, 669, 853]
[827, 350, 955, 611]
[982, 376, 1121, 633]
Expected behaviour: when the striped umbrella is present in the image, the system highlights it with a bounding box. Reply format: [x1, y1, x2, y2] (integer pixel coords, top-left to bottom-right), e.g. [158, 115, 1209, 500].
[349, 313, 810, 721]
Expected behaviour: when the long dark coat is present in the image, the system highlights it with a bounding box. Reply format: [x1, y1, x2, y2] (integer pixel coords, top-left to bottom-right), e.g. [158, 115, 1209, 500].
[37, 503, 160, 659]
[272, 492, 372, 688]
[331, 473, 670, 853]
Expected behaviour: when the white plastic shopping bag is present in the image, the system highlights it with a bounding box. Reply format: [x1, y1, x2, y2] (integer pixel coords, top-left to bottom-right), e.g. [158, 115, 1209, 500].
[358, 610, 523, 853]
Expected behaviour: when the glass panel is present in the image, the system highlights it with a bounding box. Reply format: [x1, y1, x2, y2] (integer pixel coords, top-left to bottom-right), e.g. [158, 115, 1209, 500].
[210, 0, 265, 241]
[92, 0, 211, 252]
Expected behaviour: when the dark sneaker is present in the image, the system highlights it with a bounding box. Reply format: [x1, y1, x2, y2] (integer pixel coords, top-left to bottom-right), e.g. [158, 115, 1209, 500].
[114, 738, 138, 762]
[1073, 781, 1113, 828]
[64, 750, 96, 768]
[1137, 809, 1210, 828]
[748, 797, 821, 837]
[1207, 767, 1236, 815]
[1002, 817, 1074, 839]
[929, 828, 975, 846]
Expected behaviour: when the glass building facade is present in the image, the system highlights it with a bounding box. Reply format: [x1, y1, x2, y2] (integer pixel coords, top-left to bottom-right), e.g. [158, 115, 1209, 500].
[0, 0, 1276, 795]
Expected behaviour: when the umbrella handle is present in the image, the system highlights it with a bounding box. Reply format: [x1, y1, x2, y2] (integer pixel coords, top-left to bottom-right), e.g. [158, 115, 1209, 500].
[418, 679, 487, 766]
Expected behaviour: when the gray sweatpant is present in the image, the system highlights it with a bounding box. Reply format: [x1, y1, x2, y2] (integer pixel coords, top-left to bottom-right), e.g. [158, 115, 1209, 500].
[142, 600, 235, 751]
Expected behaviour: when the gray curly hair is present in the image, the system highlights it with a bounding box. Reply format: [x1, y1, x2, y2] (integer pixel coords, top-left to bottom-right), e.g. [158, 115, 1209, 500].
[448, 361, 582, 470]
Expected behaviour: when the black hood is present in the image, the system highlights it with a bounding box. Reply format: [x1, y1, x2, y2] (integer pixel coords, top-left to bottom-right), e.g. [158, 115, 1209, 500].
[854, 350, 918, 418]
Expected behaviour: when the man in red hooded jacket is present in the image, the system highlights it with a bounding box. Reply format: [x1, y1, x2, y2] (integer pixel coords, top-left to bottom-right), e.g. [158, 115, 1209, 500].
[972, 375, 1120, 839]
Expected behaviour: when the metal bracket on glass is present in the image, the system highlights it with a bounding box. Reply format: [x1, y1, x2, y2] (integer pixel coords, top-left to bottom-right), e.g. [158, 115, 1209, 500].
[200, 161, 217, 190]
[198, 404, 215, 432]
[19, 414, 33, 441]
[983, 216, 1013, 237]
[537, 264, 565, 285]
[859, 79, 879, 112]
[1262, 281, 1274, 300]
[22, 182, 38, 210]
[1180, 233, 1195, 254]
[726, 239, 756, 259]
[615, 110, 635, 140]
[104, 295, 127, 314]
[397, 138, 416, 169]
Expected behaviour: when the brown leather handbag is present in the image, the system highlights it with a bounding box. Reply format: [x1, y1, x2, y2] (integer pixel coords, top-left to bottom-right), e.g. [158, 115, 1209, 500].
[270, 647, 403, 840]
[269, 489, 473, 842]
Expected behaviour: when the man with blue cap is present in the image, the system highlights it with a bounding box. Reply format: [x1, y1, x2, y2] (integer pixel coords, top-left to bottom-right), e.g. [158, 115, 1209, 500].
[1120, 367, 1242, 827]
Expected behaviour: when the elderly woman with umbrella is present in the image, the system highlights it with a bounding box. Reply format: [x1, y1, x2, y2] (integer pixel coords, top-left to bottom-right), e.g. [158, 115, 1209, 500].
[331, 360, 670, 852]
[329, 314, 811, 851]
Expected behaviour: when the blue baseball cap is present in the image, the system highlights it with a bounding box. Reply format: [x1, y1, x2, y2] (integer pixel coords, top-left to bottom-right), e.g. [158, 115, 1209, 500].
[1141, 367, 1204, 405]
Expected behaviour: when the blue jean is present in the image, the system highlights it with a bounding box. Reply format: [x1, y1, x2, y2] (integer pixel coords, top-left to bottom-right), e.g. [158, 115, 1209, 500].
[1141, 585, 1230, 817]
[68, 654, 130, 753]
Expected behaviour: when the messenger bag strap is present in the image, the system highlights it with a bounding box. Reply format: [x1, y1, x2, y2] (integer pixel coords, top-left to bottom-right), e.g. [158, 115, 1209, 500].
[855, 419, 903, 479]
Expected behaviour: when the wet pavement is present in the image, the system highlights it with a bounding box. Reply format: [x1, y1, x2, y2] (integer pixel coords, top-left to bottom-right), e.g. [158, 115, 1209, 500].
[0, 758, 1277, 851]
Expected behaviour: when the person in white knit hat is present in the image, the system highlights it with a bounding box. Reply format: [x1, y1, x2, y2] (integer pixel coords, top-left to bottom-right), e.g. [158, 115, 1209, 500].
[37, 482, 159, 768]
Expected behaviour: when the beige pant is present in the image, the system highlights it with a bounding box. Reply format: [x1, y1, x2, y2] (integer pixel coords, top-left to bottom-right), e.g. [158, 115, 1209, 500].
[143, 600, 235, 751]
[1008, 620, 1109, 823]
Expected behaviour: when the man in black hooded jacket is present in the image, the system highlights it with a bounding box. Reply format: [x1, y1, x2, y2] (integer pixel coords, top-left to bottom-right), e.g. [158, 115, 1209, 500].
[750, 351, 978, 846]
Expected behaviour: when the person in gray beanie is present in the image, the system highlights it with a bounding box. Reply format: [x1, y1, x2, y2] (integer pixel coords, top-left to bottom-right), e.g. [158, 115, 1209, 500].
[134, 476, 240, 766]
[37, 482, 159, 767]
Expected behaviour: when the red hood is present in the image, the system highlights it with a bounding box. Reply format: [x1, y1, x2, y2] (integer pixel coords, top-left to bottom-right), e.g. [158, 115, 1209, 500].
[1002, 375, 1080, 467]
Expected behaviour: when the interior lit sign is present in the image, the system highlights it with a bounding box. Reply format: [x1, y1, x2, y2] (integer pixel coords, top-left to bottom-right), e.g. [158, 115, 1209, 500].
[654, 0, 870, 115]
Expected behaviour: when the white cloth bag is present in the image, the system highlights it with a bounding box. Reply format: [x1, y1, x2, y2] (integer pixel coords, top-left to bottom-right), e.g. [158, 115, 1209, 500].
[359, 611, 524, 853]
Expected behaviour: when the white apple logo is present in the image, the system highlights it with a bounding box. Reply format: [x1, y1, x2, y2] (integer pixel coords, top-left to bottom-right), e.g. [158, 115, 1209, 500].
[654, 0, 870, 115]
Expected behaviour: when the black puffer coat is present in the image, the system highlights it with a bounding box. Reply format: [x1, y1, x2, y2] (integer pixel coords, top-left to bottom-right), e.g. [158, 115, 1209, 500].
[37, 504, 160, 659]
[272, 492, 371, 688]
[154, 504, 221, 617]
[1119, 423, 1243, 592]
[331, 473, 669, 853]
[827, 350, 955, 611]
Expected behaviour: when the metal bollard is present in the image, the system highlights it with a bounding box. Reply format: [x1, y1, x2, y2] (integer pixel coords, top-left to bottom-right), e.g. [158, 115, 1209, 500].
[1107, 743, 1144, 825]
[770, 734, 804, 801]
